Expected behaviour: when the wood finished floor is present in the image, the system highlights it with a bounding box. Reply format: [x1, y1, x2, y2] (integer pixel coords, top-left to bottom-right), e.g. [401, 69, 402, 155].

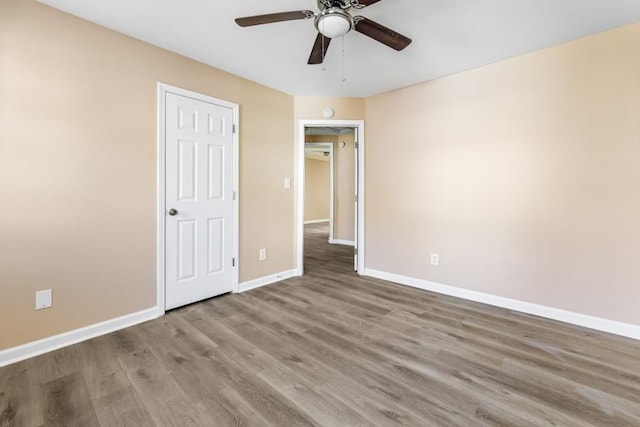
[2, 222, 640, 426]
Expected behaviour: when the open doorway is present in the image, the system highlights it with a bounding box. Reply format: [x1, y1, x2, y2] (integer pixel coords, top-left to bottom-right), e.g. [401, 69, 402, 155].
[304, 142, 334, 239]
[297, 120, 365, 276]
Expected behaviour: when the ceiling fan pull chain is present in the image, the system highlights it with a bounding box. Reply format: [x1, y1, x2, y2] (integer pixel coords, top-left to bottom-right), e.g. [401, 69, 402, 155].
[321, 37, 326, 71]
[342, 35, 347, 82]
[321, 20, 327, 70]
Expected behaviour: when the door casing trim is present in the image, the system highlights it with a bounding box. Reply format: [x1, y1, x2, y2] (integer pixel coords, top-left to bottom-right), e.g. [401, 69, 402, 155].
[157, 83, 239, 316]
[296, 120, 365, 275]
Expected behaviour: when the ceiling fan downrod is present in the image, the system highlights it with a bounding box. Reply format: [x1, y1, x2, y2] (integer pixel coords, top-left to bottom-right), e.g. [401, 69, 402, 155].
[318, 0, 347, 11]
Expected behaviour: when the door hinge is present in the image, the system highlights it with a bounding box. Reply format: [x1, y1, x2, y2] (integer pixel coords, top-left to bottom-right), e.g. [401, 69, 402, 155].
[355, 195, 358, 203]
[233, 191, 236, 201]
[232, 258, 236, 267]
[354, 248, 358, 255]
[355, 142, 359, 149]
[232, 124, 237, 134]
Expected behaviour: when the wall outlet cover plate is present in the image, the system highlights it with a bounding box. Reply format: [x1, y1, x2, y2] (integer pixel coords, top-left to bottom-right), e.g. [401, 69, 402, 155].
[36, 289, 52, 310]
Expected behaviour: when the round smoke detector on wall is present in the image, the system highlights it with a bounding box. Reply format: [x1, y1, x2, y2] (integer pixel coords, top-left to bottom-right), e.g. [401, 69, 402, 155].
[322, 107, 335, 118]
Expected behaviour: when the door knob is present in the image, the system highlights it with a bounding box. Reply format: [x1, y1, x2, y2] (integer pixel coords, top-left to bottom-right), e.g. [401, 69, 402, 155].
[168, 209, 178, 216]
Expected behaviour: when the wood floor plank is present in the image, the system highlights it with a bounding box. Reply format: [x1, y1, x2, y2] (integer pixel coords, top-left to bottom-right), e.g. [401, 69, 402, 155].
[392, 305, 640, 407]
[202, 347, 317, 427]
[180, 305, 385, 426]
[215, 315, 390, 426]
[80, 340, 134, 402]
[41, 372, 100, 426]
[117, 345, 211, 426]
[231, 296, 482, 425]
[131, 320, 265, 426]
[237, 324, 433, 426]
[224, 288, 574, 426]
[92, 386, 155, 427]
[206, 296, 433, 426]
[0, 362, 43, 427]
[439, 349, 639, 426]
[153, 312, 318, 427]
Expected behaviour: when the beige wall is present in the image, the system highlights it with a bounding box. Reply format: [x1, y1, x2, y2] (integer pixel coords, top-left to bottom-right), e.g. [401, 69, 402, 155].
[293, 97, 365, 122]
[0, 0, 294, 350]
[304, 158, 330, 222]
[365, 23, 640, 325]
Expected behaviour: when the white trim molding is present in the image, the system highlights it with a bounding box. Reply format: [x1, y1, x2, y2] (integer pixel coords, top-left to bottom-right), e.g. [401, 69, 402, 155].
[238, 269, 298, 293]
[329, 239, 355, 246]
[0, 307, 159, 368]
[297, 120, 365, 276]
[304, 219, 330, 225]
[362, 269, 640, 341]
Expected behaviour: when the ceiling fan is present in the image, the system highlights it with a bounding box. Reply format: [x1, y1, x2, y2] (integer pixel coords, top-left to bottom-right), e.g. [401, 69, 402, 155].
[235, 0, 412, 65]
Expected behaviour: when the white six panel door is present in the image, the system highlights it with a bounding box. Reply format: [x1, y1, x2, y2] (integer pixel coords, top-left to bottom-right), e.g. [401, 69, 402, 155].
[165, 93, 234, 310]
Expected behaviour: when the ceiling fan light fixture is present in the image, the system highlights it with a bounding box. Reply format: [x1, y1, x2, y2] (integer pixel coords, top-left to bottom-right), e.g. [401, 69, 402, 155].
[315, 8, 353, 38]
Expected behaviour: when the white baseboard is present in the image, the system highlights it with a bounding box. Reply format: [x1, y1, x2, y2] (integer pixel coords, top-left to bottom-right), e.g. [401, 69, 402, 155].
[304, 219, 329, 225]
[237, 269, 297, 293]
[362, 268, 640, 341]
[329, 239, 355, 246]
[0, 306, 160, 368]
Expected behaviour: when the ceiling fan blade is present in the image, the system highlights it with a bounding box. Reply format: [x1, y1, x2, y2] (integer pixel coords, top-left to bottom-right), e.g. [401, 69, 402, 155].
[235, 10, 314, 27]
[308, 33, 332, 65]
[354, 17, 412, 51]
[355, 0, 384, 6]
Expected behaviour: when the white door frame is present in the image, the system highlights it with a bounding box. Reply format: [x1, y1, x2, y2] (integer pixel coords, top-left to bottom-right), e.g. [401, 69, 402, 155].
[296, 120, 365, 275]
[304, 142, 334, 242]
[156, 83, 239, 316]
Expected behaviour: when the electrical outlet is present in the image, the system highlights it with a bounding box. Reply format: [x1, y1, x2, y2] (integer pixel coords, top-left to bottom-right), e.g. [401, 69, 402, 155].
[430, 253, 439, 267]
[35, 289, 52, 310]
[259, 248, 267, 261]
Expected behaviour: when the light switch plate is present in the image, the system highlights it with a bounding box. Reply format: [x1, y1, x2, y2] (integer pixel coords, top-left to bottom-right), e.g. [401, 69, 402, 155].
[284, 177, 291, 189]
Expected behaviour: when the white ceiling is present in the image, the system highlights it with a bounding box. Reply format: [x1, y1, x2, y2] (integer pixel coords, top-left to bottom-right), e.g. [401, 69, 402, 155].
[306, 127, 354, 136]
[38, 0, 640, 97]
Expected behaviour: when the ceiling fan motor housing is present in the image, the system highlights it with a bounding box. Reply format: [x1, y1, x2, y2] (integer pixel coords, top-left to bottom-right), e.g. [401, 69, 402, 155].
[315, 7, 354, 38]
[317, 0, 354, 11]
